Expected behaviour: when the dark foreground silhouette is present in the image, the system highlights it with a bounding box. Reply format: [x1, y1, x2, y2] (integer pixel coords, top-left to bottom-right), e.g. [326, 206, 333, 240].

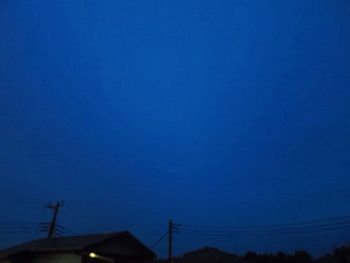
[165, 244, 350, 263]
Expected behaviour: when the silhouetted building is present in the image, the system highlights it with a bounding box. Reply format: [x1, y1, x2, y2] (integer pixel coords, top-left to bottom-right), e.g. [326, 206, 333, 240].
[174, 247, 249, 263]
[0, 231, 156, 263]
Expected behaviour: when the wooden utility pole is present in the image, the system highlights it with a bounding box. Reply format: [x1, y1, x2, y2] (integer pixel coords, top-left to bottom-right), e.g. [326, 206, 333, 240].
[46, 201, 64, 239]
[168, 219, 173, 263]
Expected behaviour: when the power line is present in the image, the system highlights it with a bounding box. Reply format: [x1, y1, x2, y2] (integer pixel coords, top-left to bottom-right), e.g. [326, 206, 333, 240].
[178, 215, 350, 230]
[0, 222, 36, 226]
[150, 231, 169, 249]
[173, 215, 350, 237]
[0, 227, 40, 231]
[0, 233, 37, 235]
[0, 229, 40, 235]
[177, 224, 350, 237]
[0, 226, 38, 229]
[0, 223, 41, 232]
[178, 221, 350, 234]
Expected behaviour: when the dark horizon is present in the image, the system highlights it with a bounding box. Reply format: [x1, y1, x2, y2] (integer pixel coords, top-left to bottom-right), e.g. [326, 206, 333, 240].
[1, 0, 350, 259]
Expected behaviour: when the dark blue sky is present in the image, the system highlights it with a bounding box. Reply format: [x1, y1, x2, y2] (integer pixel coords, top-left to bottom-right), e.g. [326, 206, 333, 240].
[1, 0, 350, 258]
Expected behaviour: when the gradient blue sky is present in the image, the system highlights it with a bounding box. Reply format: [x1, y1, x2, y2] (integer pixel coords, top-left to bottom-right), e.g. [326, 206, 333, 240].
[1, 0, 350, 258]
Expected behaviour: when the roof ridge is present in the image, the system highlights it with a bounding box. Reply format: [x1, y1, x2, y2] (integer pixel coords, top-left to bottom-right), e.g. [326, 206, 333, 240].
[0, 231, 128, 258]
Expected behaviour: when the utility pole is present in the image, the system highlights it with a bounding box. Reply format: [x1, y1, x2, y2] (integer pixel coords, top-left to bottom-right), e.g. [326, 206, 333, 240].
[46, 201, 64, 239]
[168, 219, 173, 263]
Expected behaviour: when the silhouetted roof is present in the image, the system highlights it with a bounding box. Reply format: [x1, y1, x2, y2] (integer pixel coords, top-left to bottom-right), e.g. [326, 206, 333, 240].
[182, 246, 238, 259]
[177, 247, 248, 263]
[0, 231, 156, 260]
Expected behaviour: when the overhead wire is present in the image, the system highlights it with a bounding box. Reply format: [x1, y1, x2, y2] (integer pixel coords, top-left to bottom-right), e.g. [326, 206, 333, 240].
[177, 225, 350, 237]
[173, 215, 350, 237]
[177, 222, 350, 234]
[0, 222, 42, 233]
[178, 215, 350, 230]
[150, 231, 169, 249]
